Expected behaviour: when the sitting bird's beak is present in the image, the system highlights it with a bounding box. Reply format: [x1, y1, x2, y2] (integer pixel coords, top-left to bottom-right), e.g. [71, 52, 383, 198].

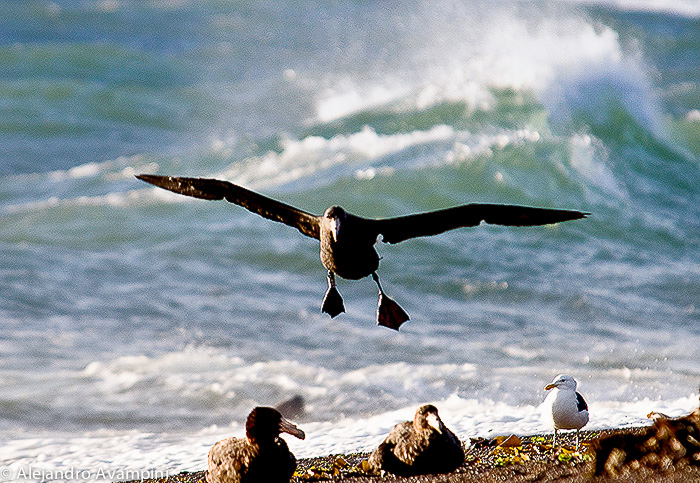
[426, 412, 443, 434]
[279, 417, 306, 440]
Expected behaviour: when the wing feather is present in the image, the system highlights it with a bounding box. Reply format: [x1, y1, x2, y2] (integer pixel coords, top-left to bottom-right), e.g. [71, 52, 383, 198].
[136, 175, 321, 240]
[375, 204, 588, 244]
[576, 392, 588, 412]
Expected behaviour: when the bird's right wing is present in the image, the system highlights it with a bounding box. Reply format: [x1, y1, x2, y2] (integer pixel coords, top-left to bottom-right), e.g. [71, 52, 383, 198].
[136, 175, 321, 240]
[374, 203, 589, 244]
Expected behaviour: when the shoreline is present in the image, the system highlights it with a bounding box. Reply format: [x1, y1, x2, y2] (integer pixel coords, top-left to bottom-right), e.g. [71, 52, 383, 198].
[121, 419, 700, 483]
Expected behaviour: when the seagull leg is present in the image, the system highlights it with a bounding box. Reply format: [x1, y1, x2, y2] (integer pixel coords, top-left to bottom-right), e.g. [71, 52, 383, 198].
[552, 429, 557, 450]
[575, 429, 580, 451]
[372, 273, 409, 330]
[321, 271, 345, 318]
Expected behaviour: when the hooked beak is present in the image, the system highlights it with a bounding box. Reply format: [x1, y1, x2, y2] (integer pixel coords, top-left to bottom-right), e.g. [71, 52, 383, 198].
[545, 383, 556, 391]
[426, 412, 443, 434]
[330, 218, 340, 243]
[279, 417, 306, 440]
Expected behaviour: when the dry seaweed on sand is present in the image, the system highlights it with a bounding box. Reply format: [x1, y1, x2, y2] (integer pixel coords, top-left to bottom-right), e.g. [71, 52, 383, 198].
[119, 411, 700, 483]
[118, 430, 600, 483]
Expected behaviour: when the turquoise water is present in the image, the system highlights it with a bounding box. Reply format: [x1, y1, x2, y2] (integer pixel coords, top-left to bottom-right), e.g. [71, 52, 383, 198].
[1, 0, 699, 478]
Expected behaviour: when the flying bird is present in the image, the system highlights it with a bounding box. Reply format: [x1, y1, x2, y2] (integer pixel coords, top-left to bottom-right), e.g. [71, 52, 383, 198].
[136, 174, 588, 330]
[207, 406, 305, 483]
[541, 374, 589, 450]
[368, 404, 464, 476]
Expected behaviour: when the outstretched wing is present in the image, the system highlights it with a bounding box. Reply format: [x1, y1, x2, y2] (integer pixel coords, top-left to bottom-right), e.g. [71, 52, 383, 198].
[374, 203, 588, 244]
[136, 175, 321, 240]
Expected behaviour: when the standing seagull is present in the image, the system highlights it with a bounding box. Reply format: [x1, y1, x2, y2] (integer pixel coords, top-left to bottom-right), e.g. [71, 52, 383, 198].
[207, 407, 305, 483]
[368, 404, 464, 476]
[136, 174, 588, 330]
[541, 374, 589, 450]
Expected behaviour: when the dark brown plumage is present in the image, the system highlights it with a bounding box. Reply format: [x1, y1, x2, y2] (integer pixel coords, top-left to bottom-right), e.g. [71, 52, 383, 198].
[368, 404, 465, 476]
[136, 174, 588, 330]
[206, 407, 305, 483]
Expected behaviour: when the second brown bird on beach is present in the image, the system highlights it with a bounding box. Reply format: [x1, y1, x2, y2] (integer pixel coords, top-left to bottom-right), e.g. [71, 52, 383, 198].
[368, 404, 465, 476]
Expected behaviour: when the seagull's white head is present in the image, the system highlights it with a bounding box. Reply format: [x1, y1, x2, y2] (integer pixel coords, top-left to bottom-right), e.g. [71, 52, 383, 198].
[545, 374, 578, 391]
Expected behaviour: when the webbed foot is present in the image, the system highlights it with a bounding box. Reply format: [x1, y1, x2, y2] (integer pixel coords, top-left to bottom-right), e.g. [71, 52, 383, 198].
[322, 285, 345, 318]
[377, 293, 410, 330]
[371, 272, 409, 330]
[322, 271, 345, 318]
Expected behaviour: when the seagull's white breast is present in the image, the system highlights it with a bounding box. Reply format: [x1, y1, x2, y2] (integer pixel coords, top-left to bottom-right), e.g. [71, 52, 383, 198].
[541, 387, 589, 430]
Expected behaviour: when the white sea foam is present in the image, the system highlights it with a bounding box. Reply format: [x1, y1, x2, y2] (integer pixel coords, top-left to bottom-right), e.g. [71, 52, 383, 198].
[567, 134, 628, 199]
[316, 82, 413, 123]
[45, 156, 158, 182]
[211, 124, 567, 196]
[3, 122, 609, 215]
[216, 125, 455, 188]
[686, 110, 700, 122]
[3, 189, 147, 214]
[6, 344, 692, 438]
[1, 154, 159, 214]
[444, 128, 543, 165]
[311, 2, 651, 126]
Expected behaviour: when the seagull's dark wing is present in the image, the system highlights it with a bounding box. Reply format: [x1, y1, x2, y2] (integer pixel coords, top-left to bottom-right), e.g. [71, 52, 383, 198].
[373, 204, 589, 244]
[576, 392, 588, 412]
[136, 175, 321, 240]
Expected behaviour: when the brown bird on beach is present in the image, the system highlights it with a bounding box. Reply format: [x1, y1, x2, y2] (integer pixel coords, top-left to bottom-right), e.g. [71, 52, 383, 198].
[206, 406, 305, 483]
[368, 404, 464, 476]
[136, 174, 588, 330]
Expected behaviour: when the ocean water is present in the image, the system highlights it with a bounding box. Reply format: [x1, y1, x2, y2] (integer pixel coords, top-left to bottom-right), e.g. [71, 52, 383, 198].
[1, 0, 700, 480]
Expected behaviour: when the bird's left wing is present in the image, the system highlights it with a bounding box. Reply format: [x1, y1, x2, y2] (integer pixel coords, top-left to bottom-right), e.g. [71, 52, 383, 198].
[136, 175, 321, 240]
[374, 203, 588, 244]
[369, 440, 414, 475]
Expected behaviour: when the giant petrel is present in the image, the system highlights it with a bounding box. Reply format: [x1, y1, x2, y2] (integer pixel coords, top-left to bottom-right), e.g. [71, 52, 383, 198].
[207, 406, 305, 483]
[137, 175, 587, 330]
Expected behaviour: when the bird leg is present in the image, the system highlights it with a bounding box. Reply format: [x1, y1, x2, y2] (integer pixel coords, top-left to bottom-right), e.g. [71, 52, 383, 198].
[321, 271, 345, 318]
[575, 429, 580, 452]
[372, 273, 409, 330]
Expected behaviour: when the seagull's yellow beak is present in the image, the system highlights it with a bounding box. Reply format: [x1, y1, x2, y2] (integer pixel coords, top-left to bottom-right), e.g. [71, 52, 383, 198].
[545, 383, 556, 391]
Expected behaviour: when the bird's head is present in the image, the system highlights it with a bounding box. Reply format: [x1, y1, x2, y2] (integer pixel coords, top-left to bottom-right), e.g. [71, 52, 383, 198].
[245, 407, 306, 445]
[414, 404, 444, 434]
[545, 374, 578, 391]
[323, 206, 347, 243]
